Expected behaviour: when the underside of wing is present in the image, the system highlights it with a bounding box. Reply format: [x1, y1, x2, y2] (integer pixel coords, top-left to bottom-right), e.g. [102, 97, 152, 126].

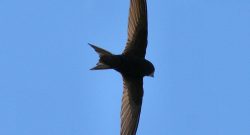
[123, 0, 148, 58]
[121, 76, 143, 135]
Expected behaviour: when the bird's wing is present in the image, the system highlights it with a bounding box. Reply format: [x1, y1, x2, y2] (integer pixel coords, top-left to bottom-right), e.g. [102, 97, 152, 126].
[121, 76, 143, 135]
[122, 0, 148, 58]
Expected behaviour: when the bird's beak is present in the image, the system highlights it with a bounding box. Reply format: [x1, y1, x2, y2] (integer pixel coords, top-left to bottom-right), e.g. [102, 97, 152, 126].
[149, 72, 154, 78]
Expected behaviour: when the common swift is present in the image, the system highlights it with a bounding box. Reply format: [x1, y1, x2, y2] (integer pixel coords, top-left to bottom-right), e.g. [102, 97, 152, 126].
[89, 0, 154, 134]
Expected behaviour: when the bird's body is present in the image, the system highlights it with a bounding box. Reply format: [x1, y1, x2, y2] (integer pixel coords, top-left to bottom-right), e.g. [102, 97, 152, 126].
[116, 55, 154, 77]
[89, 0, 154, 134]
[92, 53, 154, 77]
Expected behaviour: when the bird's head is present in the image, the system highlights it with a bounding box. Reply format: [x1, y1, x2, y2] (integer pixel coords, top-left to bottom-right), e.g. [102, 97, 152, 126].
[148, 70, 155, 77]
[145, 60, 155, 78]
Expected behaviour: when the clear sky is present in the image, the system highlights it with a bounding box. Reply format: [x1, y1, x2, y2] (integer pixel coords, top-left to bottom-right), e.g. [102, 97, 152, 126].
[1, 0, 250, 135]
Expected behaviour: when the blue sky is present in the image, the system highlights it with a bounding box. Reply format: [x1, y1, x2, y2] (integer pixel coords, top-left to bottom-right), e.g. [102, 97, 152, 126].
[1, 0, 250, 135]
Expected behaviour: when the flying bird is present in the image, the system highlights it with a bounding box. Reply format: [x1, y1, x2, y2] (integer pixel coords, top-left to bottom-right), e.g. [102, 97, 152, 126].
[89, 0, 154, 134]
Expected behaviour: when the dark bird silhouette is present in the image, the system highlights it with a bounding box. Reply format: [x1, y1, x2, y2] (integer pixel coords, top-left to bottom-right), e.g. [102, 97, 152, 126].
[89, 0, 154, 134]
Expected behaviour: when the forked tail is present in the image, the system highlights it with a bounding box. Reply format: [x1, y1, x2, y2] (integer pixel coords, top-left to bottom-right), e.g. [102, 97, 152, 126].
[89, 43, 113, 70]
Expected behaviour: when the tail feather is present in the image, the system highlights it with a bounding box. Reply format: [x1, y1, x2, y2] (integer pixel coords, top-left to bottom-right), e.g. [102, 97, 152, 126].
[89, 43, 113, 70]
[90, 62, 111, 70]
[89, 43, 112, 56]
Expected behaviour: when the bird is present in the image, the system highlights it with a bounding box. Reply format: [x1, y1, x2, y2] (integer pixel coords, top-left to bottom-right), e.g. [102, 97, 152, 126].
[89, 0, 154, 135]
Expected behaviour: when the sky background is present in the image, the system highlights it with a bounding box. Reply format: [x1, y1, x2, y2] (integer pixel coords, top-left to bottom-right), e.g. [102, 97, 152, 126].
[1, 0, 250, 135]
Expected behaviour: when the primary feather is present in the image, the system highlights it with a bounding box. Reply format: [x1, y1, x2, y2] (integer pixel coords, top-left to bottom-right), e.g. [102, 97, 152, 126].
[123, 0, 148, 58]
[121, 77, 143, 135]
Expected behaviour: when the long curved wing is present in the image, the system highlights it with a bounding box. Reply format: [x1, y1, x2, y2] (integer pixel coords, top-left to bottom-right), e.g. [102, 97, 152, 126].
[122, 0, 148, 58]
[121, 76, 143, 135]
